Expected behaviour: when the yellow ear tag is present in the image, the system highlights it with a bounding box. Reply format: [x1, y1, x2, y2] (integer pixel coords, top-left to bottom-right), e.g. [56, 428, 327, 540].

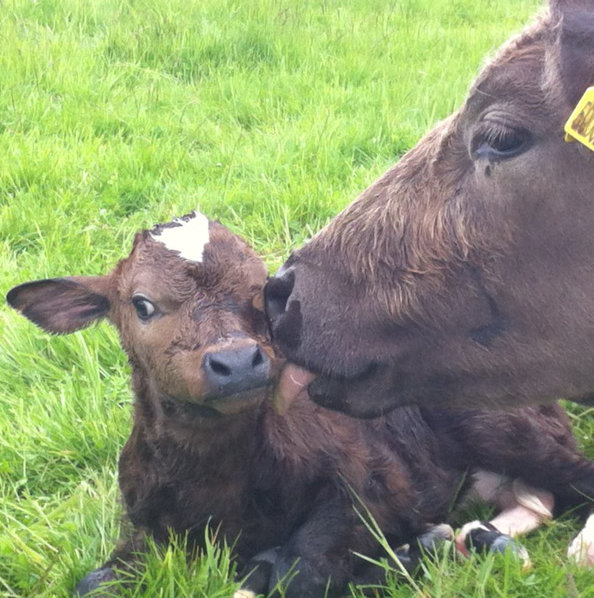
[564, 86, 594, 151]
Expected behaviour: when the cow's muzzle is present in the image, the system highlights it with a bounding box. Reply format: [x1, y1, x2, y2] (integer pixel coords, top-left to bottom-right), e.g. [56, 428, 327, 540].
[264, 266, 295, 321]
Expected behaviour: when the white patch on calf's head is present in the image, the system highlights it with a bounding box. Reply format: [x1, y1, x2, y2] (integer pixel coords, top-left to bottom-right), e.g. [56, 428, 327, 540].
[150, 211, 210, 262]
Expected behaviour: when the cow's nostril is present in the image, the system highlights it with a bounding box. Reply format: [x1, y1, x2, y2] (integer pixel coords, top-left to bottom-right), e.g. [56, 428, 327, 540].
[265, 267, 295, 320]
[252, 346, 264, 368]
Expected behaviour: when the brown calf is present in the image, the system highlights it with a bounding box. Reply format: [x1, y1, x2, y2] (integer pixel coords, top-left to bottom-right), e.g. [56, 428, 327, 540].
[7, 212, 594, 596]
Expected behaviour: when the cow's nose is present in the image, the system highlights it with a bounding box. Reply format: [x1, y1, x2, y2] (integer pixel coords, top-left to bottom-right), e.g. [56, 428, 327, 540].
[203, 343, 270, 397]
[265, 267, 295, 320]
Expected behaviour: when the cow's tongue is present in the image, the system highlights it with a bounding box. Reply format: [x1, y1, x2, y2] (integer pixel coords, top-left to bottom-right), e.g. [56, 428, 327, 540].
[273, 363, 317, 414]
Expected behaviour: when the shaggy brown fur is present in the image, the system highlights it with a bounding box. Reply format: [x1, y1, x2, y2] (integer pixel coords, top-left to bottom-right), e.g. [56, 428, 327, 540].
[266, 0, 594, 417]
[7, 214, 594, 596]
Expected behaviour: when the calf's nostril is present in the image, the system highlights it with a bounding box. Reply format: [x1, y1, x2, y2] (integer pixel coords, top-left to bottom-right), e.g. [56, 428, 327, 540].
[264, 268, 295, 320]
[207, 355, 232, 378]
[203, 344, 271, 397]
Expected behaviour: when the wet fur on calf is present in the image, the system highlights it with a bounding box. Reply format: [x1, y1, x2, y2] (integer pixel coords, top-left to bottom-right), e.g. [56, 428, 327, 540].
[6, 215, 429, 596]
[7, 214, 594, 596]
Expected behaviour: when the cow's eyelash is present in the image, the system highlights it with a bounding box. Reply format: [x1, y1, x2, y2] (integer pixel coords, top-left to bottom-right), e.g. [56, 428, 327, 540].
[471, 123, 531, 158]
[484, 127, 525, 150]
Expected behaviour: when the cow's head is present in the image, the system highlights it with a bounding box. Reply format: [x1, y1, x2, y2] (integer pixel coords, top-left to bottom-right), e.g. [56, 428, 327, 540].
[8, 213, 278, 422]
[266, 0, 594, 416]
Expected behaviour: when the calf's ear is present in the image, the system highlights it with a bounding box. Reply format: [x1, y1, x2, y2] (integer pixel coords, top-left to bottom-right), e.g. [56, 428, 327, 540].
[6, 276, 111, 334]
[549, 0, 594, 107]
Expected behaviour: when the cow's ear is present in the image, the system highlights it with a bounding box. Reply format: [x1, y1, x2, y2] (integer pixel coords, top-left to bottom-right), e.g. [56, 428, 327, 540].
[6, 276, 111, 334]
[550, 0, 594, 107]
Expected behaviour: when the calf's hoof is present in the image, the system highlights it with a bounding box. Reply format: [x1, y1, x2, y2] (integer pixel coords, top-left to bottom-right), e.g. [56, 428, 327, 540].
[238, 547, 281, 595]
[74, 566, 117, 596]
[394, 523, 455, 572]
[459, 521, 531, 569]
[415, 523, 455, 555]
[567, 516, 594, 567]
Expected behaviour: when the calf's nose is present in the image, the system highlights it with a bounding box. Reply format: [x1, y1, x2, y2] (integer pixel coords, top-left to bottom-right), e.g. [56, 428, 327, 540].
[264, 267, 294, 320]
[203, 343, 271, 397]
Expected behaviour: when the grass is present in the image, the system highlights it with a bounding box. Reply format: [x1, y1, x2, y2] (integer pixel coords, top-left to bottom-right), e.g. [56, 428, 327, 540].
[1, 0, 593, 596]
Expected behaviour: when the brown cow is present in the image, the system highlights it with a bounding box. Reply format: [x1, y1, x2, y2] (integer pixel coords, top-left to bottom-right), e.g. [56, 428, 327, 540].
[6, 212, 594, 596]
[266, 0, 594, 416]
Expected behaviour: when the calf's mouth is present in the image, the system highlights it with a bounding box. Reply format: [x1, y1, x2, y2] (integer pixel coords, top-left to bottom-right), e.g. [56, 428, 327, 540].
[160, 396, 223, 419]
[161, 383, 275, 419]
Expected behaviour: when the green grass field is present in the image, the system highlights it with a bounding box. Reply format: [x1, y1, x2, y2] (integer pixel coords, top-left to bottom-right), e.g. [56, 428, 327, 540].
[1, 0, 593, 596]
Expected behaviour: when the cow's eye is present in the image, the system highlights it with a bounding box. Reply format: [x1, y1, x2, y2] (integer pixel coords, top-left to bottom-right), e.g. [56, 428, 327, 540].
[132, 295, 157, 321]
[472, 125, 530, 161]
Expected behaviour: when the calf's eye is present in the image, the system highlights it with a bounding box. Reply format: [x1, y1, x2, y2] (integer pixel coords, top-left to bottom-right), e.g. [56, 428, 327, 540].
[132, 295, 157, 321]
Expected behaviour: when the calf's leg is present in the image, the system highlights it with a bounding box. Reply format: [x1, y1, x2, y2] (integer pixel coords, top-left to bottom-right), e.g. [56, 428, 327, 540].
[425, 405, 594, 563]
[456, 472, 553, 566]
[567, 512, 594, 566]
[75, 524, 150, 596]
[263, 492, 382, 598]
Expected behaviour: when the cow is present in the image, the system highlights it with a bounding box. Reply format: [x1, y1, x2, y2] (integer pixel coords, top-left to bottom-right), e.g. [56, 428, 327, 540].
[265, 0, 594, 418]
[6, 212, 594, 596]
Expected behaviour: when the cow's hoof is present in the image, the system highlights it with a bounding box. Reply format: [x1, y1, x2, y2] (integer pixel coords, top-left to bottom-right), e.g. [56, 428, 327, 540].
[462, 521, 531, 569]
[74, 566, 117, 596]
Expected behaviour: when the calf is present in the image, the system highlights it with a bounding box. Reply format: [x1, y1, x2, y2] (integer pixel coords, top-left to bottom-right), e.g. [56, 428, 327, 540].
[6, 212, 594, 597]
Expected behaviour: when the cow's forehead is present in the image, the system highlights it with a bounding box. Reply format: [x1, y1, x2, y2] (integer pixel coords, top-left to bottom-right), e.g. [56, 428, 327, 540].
[459, 20, 553, 125]
[477, 29, 544, 88]
[150, 211, 210, 263]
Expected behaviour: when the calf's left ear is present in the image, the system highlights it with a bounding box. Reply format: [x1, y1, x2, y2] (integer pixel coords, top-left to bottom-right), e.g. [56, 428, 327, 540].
[6, 276, 111, 334]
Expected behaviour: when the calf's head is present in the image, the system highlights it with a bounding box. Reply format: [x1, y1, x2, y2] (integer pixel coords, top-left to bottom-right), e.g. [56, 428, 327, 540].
[267, 0, 594, 416]
[7, 212, 277, 418]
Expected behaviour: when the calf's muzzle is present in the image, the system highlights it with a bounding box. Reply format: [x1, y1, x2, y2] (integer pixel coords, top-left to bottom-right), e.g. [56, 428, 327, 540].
[203, 342, 271, 399]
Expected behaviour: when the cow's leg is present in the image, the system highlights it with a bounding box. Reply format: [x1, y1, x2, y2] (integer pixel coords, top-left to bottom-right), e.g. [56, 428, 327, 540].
[455, 472, 553, 566]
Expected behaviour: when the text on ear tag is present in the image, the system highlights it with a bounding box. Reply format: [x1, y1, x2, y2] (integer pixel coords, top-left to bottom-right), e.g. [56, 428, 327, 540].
[564, 87, 594, 152]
